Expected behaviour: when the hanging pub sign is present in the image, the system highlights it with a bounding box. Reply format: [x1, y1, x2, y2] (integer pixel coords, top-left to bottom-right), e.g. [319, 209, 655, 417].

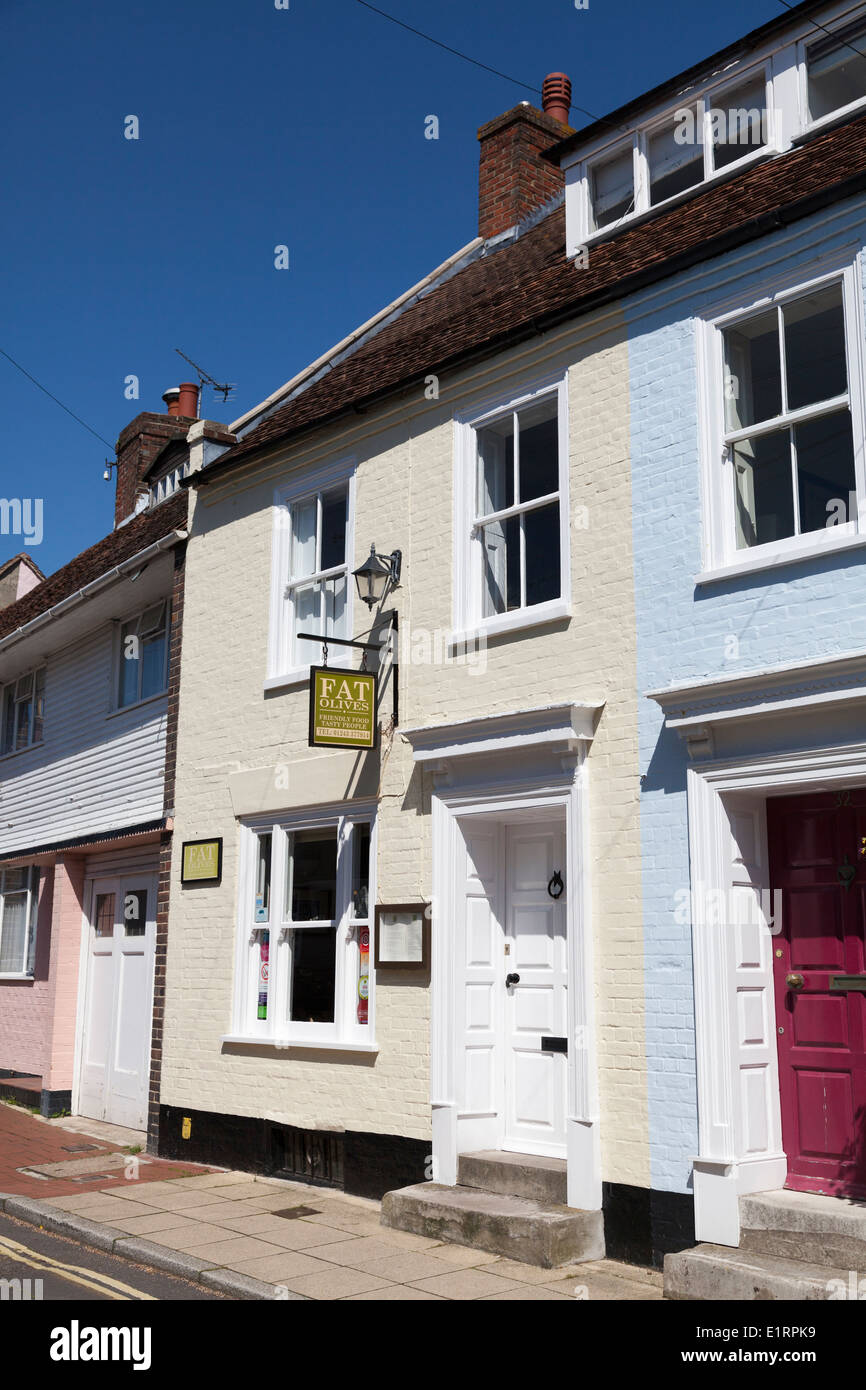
[181, 838, 223, 885]
[308, 666, 378, 750]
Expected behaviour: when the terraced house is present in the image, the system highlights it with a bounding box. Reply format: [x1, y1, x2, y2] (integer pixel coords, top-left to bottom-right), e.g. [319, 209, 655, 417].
[155, 0, 866, 1288]
[0, 384, 233, 1135]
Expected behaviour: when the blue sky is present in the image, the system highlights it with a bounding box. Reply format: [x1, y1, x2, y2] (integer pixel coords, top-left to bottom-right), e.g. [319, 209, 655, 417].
[0, 0, 785, 575]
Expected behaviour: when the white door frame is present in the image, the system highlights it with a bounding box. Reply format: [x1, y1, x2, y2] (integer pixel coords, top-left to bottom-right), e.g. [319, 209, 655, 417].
[687, 740, 866, 1246]
[72, 871, 157, 1127]
[428, 773, 599, 1209]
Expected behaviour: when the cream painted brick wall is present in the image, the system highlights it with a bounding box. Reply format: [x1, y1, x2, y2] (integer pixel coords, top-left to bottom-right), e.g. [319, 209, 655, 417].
[162, 304, 650, 1183]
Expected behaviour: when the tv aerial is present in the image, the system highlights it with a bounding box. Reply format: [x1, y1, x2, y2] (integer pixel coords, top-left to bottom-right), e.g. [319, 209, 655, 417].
[175, 348, 236, 405]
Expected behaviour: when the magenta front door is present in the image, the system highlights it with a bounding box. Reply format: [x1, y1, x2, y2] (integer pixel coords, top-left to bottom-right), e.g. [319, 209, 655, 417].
[768, 790, 866, 1199]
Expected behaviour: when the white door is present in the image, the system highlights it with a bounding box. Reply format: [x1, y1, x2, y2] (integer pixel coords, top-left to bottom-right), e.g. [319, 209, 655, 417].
[79, 875, 156, 1129]
[502, 824, 568, 1156]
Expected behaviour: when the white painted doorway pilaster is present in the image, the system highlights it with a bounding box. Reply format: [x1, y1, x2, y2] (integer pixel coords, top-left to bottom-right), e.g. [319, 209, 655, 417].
[687, 744, 866, 1246]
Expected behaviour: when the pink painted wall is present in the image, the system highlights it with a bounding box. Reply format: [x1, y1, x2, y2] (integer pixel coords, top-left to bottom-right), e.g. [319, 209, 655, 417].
[44, 856, 86, 1093]
[0, 865, 55, 1078]
[0, 856, 84, 1093]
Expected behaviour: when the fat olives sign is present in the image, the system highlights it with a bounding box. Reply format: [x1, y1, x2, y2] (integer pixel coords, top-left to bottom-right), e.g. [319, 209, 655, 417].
[308, 667, 378, 750]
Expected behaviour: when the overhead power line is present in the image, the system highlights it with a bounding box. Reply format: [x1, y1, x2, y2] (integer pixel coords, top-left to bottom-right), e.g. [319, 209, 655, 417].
[0, 346, 113, 449]
[351, 1, 625, 130]
[773, 0, 866, 62]
[352, 0, 542, 95]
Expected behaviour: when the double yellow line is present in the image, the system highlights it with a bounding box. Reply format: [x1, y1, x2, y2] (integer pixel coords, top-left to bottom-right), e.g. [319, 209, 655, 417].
[0, 1232, 156, 1301]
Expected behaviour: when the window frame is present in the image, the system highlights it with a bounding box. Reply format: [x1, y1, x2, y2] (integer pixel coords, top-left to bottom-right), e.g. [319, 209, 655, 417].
[230, 808, 377, 1049]
[0, 865, 40, 978]
[151, 459, 190, 506]
[578, 62, 773, 248]
[697, 258, 866, 580]
[114, 601, 171, 711]
[267, 458, 356, 689]
[452, 374, 571, 645]
[0, 667, 45, 758]
[799, 11, 866, 136]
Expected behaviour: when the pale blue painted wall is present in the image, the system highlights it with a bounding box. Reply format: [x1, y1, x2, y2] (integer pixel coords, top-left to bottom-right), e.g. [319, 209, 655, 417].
[626, 195, 866, 1193]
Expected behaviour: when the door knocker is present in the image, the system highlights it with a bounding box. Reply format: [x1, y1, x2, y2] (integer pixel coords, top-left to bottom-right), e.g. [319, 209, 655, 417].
[548, 870, 564, 900]
[837, 854, 856, 891]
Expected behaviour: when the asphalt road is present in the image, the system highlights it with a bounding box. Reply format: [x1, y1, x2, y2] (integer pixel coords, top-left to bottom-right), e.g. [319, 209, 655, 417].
[0, 1212, 226, 1301]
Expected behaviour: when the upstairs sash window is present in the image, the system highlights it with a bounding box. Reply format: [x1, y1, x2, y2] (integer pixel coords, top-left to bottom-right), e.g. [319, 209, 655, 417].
[590, 146, 634, 231]
[1, 668, 45, 754]
[118, 603, 169, 707]
[287, 486, 350, 669]
[720, 277, 858, 552]
[474, 395, 563, 619]
[807, 19, 866, 122]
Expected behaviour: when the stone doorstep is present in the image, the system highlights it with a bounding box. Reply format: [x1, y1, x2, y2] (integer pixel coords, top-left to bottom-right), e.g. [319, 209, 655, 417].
[457, 1150, 568, 1206]
[665, 1189, 866, 1301]
[664, 1244, 849, 1301]
[381, 1182, 605, 1268]
[740, 1189, 866, 1271]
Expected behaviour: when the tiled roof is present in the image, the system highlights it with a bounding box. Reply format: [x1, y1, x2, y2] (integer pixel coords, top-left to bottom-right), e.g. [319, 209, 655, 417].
[0, 490, 188, 643]
[200, 110, 866, 485]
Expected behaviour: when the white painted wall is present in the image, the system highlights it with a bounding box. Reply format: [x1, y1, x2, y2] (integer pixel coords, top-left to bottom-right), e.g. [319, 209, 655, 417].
[0, 621, 168, 854]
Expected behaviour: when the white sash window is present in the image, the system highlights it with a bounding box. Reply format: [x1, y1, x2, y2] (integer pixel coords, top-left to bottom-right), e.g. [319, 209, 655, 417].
[234, 813, 374, 1047]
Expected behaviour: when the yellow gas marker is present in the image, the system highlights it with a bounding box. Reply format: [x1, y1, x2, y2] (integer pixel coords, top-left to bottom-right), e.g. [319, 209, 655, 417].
[0, 1232, 156, 1301]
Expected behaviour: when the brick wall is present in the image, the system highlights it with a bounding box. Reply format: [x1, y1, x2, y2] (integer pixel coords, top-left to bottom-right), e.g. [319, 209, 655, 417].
[114, 414, 192, 527]
[477, 104, 566, 239]
[625, 199, 866, 1193]
[147, 539, 186, 1151]
[0, 867, 55, 1078]
[44, 855, 86, 1094]
[160, 302, 652, 1188]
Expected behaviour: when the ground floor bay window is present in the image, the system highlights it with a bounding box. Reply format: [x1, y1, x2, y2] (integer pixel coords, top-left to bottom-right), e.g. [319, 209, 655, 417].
[229, 810, 375, 1049]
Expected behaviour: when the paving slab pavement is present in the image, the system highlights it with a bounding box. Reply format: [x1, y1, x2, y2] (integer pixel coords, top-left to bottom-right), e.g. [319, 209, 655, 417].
[0, 1167, 664, 1300]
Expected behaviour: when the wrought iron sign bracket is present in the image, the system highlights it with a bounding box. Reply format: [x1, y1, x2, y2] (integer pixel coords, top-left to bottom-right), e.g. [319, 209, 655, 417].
[298, 609, 399, 727]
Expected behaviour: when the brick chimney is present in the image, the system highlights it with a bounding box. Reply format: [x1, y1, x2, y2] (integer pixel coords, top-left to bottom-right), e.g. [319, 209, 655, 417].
[113, 387, 199, 526]
[477, 74, 573, 240]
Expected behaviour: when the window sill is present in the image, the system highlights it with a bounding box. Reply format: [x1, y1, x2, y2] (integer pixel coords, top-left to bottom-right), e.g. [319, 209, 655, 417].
[0, 740, 44, 763]
[0, 972, 34, 981]
[797, 98, 866, 146]
[449, 599, 571, 650]
[579, 144, 774, 253]
[221, 1033, 378, 1054]
[263, 668, 309, 693]
[697, 528, 866, 585]
[107, 689, 168, 719]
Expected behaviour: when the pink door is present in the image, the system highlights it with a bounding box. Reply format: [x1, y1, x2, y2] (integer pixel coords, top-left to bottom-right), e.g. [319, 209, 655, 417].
[768, 791, 866, 1199]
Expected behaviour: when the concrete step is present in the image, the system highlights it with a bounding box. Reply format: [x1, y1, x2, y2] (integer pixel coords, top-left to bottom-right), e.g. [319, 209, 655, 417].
[740, 1189, 866, 1270]
[664, 1244, 852, 1300]
[457, 1150, 567, 1205]
[381, 1182, 604, 1268]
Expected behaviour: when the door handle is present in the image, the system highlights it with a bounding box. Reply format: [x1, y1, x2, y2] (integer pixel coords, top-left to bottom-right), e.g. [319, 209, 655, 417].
[786, 973, 805, 991]
[505, 973, 520, 987]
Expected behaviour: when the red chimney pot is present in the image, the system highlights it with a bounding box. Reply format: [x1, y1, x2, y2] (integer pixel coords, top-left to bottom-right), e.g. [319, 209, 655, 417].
[177, 382, 199, 419]
[162, 387, 181, 417]
[542, 73, 572, 126]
